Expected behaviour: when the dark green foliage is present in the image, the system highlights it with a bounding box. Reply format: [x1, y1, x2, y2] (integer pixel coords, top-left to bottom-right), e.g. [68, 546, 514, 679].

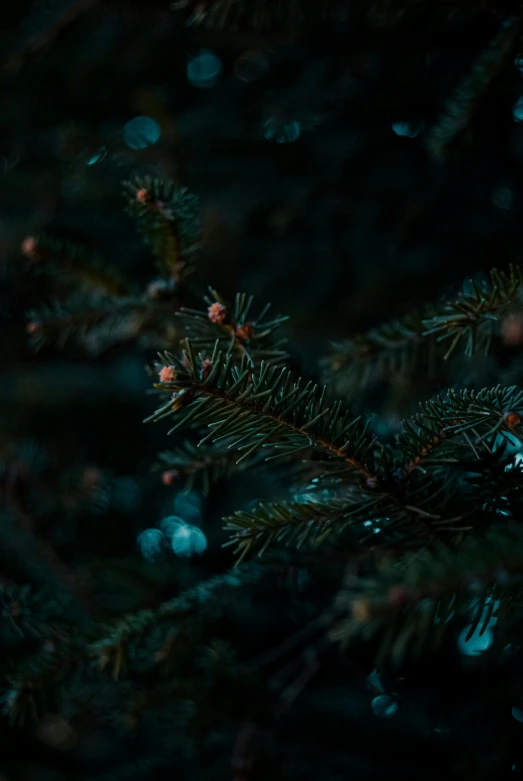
[11, 0, 523, 777]
[150, 341, 376, 476]
[147, 336, 523, 671]
[332, 525, 523, 666]
[425, 16, 521, 160]
[179, 288, 289, 367]
[423, 266, 523, 359]
[24, 235, 131, 296]
[26, 294, 145, 351]
[0, 584, 75, 649]
[1, 562, 267, 731]
[24, 177, 202, 353]
[421, 386, 523, 443]
[20, 174, 523, 751]
[155, 439, 263, 493]
[176, 0, 522, 32]
[223, 496, 386, 561]
[123, 178, 201, 283]
[324, 309, 437, 395]
[176, 0, 342, 31]
[150, 337, 523, 556]
[91, 561, 266, 662]
[396, 386, 523, 476]
[326, 263, 523, 394]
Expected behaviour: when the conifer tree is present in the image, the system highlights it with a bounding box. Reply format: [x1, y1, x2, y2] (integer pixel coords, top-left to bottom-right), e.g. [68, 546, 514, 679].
[7, 0, 523, 779]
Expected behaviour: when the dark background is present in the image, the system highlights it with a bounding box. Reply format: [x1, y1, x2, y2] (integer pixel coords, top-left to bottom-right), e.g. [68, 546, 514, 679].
[3, 1, 523, 779]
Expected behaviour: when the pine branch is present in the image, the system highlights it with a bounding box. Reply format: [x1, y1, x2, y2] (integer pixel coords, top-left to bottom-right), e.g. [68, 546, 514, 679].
[123, 178, 201, 284]
[22, 235, 131, 297]
[425, 16, 521, 161]
[178, 288, 289, 367]
[148, 342, 378, 480]
[466, 440, 523, 512]
[397, 415, 455, 475]
[0, 563, 266, 728]
[397, 386, 523, 490]
[396, 403, 507, 476]
[174, 0, 341, 31]
[332, 526, 523, 666]
[0, 584, 75, 650]
[423, 266, 523, 357]
[155, 439, 265, 494]
[22, 179, 202, 356]
[150, 350, 523, 556]
[224, 494, 393, 563]
[323, 309, 437, 395]
[25, 294, 148, 351]
[421, 386, 523, 445]
[324, 264, 523, 393]
[223, 386, 523, 560]
[88, 562, 266, 678]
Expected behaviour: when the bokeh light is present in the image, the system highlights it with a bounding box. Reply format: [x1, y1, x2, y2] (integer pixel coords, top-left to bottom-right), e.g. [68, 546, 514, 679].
[187, 50, 223, 89]
[513, 97, 523, 122]
[264, 118, 301, 144]
[391, 120, 423, 138]
[371, 695, 398, 718]
[170, 519, 207, 557]
[137, 528, 163, 561]
[123, 116, 161, 149]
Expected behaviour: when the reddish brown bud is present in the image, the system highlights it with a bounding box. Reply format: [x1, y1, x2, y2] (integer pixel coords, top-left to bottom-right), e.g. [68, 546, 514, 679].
[26, 321, 41, 334]
[159, 365, 177, 383]
[505, 411, 521, 430]
[208, 302, 228, 324]
[502, 314, 523, 346]
[136, 188, 150, 204]
[235, 323, 254, 342]
[162, 470, 180, 486]
[21, 236, 39, 260]
[201, 359, 213, 380]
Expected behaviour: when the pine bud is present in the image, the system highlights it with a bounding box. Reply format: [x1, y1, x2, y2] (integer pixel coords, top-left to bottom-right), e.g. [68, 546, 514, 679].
[208, 302, 228, 324]
[159, 365, 177, 383]
[505, 411, 521, 430]
[201, 359, 213, 379]
[502, 314, 523, 346]
[162, 470, 180, 486]
[136, 188, 150, 204]
[235, 323, 254, 342]
[21, 236, 39, 260]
